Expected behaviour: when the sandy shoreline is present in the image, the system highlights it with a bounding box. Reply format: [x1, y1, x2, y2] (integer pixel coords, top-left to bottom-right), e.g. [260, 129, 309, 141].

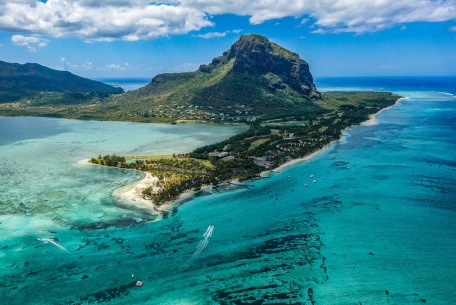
[119, 172, 158, 206]
[261, 96, 405, 176]
[109, 141, 336, 213]
[361, 97, 405, 126]
[260, 142, 335, 177]
[84, 159, 217, 215]
[86, 96, 404, 215]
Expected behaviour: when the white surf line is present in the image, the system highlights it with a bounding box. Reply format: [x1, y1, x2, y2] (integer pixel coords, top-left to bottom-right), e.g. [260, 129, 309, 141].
[37, 237, 74, 256]
[437, 91, 454, 96]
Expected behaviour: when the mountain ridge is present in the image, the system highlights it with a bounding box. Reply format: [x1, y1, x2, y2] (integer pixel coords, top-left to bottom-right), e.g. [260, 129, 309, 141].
[0, 60, 123, 102]
[200, 34, 320, 99]
[0, 34, 399, 125]
[125, 34, 321, 114]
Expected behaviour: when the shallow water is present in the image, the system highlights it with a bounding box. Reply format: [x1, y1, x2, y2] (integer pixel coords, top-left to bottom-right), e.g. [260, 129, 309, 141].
[1, 78, 455, 304]
[0, 118, 247, 225]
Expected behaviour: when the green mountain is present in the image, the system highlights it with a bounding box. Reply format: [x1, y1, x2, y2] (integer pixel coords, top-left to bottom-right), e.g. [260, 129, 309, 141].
[124, 34, 321, 115]
[3, 34, 399, 125]
[0, 60, 123, 102]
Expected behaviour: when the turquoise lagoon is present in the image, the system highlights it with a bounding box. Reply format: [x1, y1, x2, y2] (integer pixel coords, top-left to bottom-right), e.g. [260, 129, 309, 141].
[1, 78, 455, 304]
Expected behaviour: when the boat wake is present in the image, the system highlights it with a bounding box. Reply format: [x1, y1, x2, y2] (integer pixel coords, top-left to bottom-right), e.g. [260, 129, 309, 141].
[183, 225, 214, 267]
[37, 237, 74, 256]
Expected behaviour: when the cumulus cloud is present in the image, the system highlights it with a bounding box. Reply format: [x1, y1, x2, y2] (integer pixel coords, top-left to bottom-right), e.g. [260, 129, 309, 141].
[181, 0, 456, 33]
[0, 0, 212, 41]
[59, 57, 94, 71]
[0, 0, 455, 41]
[196, 29, 242, 39]
[196, 31, 227, 39]
[11, 35, 49, 52]
[172, 62, 199, 72]
[104, 62, 130, 71]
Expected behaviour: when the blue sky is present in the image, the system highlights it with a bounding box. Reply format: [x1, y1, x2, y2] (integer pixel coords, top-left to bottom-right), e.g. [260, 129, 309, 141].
[0, 1, 455, 78]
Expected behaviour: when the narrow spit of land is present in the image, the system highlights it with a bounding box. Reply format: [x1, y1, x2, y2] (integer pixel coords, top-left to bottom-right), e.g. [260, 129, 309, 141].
[89, 91, 402, 215]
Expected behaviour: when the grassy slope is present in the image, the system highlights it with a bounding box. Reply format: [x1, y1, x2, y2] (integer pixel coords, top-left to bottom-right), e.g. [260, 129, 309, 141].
[111, 55, 320, 117]
[0, 61, 123, 102]
[124, 155, 214, 169]
[0, 91, 398, 123]
[317, 91, 398, 110]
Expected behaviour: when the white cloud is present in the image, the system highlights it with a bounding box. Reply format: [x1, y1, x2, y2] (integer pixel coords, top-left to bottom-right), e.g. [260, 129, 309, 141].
[450, 26, 456, 32]
[0, 1, 212, 41]
[196, 31, 226, 39]
[103, 62, 130, 71]
[181, 0, 456, 34]
[11, 35, 49, 52]
[172, 62, 199, 72]
[59, 58, 94, 71]
[196, 29, 242, 39]
[0, 1, 455, 41]
[84, 61, 94, 70]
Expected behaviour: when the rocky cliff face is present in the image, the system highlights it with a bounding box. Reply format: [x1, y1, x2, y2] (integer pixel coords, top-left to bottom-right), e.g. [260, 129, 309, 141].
[131, 34, 321, 112]
[200, 34, 320, 99]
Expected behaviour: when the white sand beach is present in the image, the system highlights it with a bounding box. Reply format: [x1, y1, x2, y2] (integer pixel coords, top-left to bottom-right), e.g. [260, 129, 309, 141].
[361, 97, 405, 126]
[86, 96, 404, 213]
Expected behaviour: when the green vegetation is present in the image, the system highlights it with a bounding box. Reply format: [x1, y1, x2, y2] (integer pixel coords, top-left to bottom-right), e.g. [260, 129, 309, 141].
[249, 138, 270, 150]
[0, 60, 123, 103]
[0, 34, 321, 123]
[124, 155, 214, 168]
[90, 154, 214, 204]
[1, 35, 402, 206]
[90, 91, 401, 205]
[90, 155, 126, 166]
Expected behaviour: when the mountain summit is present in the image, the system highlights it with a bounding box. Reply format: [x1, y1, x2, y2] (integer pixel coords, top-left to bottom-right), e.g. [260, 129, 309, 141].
[129, 34, 320, 115]
[199, 34, 320, 99]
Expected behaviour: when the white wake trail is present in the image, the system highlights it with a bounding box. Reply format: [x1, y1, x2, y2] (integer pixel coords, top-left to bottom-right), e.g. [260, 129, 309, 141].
[184, 225, 214, 267]
[148, 225, 215, 293]
[37, 237, 73, 256]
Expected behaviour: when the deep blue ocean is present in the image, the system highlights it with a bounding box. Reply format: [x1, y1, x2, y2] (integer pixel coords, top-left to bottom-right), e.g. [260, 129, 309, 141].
[0, 77, 455, 304]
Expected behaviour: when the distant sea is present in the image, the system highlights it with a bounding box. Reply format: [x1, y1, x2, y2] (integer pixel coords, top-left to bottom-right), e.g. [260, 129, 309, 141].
[315, 75, 456, 93]
[97, 78, 151, 91]
[0, 76, 455, 304]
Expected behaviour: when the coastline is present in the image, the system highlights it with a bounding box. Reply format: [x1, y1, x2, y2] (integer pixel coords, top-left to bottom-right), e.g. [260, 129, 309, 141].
[88, 96, 403, 216]
[116, 172, 159, 208]
[85, 158, 216, 216]
[261, 96, 405, 177]
[361, 96, 405, 126]
[260, 142, 335, 177]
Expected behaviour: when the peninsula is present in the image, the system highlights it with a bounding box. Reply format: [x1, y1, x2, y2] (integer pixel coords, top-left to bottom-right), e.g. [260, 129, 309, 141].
[86, 34, 401, 211]
[0, 34, 400, 210]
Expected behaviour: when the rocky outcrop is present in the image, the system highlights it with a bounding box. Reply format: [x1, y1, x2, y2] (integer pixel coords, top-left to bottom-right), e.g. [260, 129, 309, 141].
[199, 34, 320, 99]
